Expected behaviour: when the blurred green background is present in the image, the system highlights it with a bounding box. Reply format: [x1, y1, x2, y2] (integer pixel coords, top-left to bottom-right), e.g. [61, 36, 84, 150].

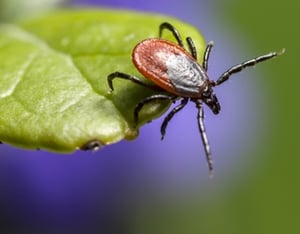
[0, 0, 298, 233]
[214, 1, 299, 233]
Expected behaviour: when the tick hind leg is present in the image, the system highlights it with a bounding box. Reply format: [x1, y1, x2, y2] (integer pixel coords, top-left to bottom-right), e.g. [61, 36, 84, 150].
[134, 94, 176, 127]
[214, 48, 285, 86]
[202, 41, 214, 71]
[107, 72, 160, 91]
[159, 22, 184, 47]
[159, 22, 198, 60]
[161, 98, 189, 140]
[186, 37, 197, 60]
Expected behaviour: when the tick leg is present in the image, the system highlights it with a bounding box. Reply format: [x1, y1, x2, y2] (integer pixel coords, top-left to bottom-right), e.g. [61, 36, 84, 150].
[186, 37, 197, 60]
[159, 22, 184, 47]
[134, 94, 176, 127]
[195, 99, 213, 176]
[202, 41, 214, 71]
[81, 140, 103, 151]
[161, 98, 188, 140]
[107, 72, 160, 91]
[215, 49, 285, 86]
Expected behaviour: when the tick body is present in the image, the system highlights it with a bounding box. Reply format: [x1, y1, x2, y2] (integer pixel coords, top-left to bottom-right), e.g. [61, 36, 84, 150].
[133, 39, 209, 98]
[107, 22, 284, 175]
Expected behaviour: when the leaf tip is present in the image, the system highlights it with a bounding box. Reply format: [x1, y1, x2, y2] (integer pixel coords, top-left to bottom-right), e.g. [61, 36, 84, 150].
[124, 127, 139, 141]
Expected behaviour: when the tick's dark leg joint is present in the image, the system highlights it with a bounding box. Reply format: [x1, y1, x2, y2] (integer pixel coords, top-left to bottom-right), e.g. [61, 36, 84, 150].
[159, 22, 184, 47]
[133, 94, 176, 127]
[107, 72, 160, 91]
[161, 98, 188, 140]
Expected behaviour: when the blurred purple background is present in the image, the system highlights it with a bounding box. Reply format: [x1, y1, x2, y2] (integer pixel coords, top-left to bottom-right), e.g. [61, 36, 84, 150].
[0, 0, 270, 232]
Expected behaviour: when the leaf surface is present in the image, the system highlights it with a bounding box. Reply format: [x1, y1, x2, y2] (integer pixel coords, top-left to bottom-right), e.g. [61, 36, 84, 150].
[0, 9, 205, 152]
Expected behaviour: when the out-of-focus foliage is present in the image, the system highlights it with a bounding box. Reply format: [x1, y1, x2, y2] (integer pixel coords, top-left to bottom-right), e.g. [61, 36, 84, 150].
[0, 0, 69, 22]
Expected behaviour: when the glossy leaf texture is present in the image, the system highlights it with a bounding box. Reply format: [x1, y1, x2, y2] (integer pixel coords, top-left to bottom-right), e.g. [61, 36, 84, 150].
[0, 9, 205, 152]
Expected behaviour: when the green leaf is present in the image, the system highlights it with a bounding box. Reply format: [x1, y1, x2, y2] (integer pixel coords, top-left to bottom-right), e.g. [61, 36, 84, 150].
[0, 8, 205, 152]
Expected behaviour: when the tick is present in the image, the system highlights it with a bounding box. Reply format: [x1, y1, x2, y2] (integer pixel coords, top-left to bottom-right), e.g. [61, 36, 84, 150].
[107, 22, 284, 175]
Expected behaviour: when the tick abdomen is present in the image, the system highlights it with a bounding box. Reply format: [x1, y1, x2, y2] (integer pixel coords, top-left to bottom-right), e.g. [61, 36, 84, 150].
[133, 38, 208, 97]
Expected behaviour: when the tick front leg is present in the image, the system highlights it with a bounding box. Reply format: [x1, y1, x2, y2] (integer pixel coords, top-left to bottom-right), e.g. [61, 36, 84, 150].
[107, 72, 159, 91]
[134, 94, 176, 127]
[195, 99, 213, 176]
[215, 48, 285, 86]
[161, 98, 188, 140]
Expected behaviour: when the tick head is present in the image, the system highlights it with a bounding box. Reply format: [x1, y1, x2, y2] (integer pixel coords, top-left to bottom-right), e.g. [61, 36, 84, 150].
[202, 85, 220, 114]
